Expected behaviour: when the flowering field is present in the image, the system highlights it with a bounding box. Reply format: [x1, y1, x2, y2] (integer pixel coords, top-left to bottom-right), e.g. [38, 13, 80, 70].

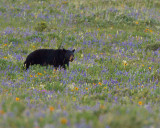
[0, 0, 160, 128]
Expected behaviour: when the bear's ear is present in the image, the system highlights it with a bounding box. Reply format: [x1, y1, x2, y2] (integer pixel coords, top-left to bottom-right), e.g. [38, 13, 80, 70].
[72, 49, 75, 52]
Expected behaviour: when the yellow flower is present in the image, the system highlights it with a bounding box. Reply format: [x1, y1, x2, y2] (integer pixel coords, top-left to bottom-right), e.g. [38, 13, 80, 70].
[30, 75, 33, 77]
[0, 110, 5, 115]
[32, 45, 35, 48]
[38, 72, 42, 75]
[60, 117, 68, 124]
[4, 44, 7, 46]
[97, 28, 100, 31]
[63, 106, 66, 110]
[16, 97, 20, 101]
[98, 82, 102, 86]
[75, 87, 78, 91]
[142, 64, 144, 67]
[104, 87, 107, 89]
[35, 75, 37, 77]
[100, 104, 105, 109]
[124, 63, 127, 66]
[138, 101, 143, 105]
[121, 4, 124, 8]
[148, 67, 151, 70]
[144, 28, 149, 32]
[49, 106, 55, 112]
[4, 57, 7, 59]
[62, 1, 68, 4]
[85, 88, 88, 90]
[123, 60, 127, 66]
[135, 21, 139, 24]
[108, 34, 112, 37]
[150, 30, 153, 33]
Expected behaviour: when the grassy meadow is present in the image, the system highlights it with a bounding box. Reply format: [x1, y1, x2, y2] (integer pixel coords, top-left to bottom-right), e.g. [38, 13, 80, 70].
[0, 0, 160, 127]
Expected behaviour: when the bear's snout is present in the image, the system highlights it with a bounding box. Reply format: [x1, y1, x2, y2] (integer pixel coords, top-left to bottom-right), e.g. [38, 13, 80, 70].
[69, 55, 74, 62]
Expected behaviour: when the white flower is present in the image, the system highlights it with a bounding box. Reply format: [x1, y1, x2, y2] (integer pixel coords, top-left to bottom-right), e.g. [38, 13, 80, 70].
[68, 83, 75, 89]
[81, 54, 84, 58]
[122, 60, 127, 64]
[31, 87, 35, 89]
[40, 83, 45, 88]
[48, 94, 53, 98]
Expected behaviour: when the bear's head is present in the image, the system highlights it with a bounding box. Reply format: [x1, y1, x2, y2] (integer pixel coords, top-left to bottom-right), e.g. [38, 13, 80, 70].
[63, 49, 75, 62]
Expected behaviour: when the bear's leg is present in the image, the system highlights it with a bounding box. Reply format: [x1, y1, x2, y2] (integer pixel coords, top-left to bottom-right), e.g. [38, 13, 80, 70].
[67, 62, 69, 68]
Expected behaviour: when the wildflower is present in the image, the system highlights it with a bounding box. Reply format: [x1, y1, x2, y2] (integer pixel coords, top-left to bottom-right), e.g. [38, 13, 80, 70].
[75, 87, 78, 91]
[81, 54, 84, 58]
[104, 87, 107, 89]
[141, 85, 144, 88]
[60, 117, 68, 124]
[63, 106, 66, 110]
[30, 75, 33, 77]
[4, 44, 7, 46]
[0, 110, 5, 115]
[138, 83, 140, 85]
[100, 104, 105, 109]
[138, 101, 143, 105]
[121, 4, 124, 8]
[41, 89, 47, 93]
[38, 72, 42, 75]
[35, 75, 37, 77]
[148, 67, 151, 70]
[49, 106, 55, 112]
[98, 82, 102, 86]
[124, 63, 127, 66]
[142, 64, 144, 67]
[108, 34, 112, 37]
[144, 28, 149, 32]
[85, 88, 88, 90]
[123, 60, 127, 66]
[31, 87, 35, 89]
[4, 57, 7, 59]
[93, 83, 96, 86]
[16, 97, 20, 101]
[135, 21, 139, 24]
[97, 28, 100, 31]
[48, 94, 53, 98]
[40, 83, 45, 88]
[100, 53, 103, 55]
[44, 71, 46, 73]
[32, 45, 35, 48]
[68, 83, 75, 90]
[150, 30, 153, 33]
[62, 1, 68, 4]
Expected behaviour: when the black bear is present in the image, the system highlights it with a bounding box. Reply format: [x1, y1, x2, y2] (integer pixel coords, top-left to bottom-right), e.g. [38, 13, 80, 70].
[24, 48, 75, 70]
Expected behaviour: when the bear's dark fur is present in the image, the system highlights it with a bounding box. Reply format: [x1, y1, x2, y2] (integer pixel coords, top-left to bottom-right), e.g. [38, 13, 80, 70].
[24, 48, 75, 70]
